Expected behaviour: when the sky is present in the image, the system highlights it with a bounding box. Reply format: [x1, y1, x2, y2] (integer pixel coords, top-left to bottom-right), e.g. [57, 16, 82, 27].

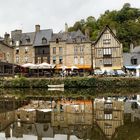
[0, 0, 140, 36]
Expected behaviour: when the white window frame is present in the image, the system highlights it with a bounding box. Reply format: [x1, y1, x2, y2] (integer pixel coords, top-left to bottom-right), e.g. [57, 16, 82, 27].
[80, 57, 84, 64]
[74, 56, 78, 65]
[16, 41, 20, 46]
[16, 56, 19, 63]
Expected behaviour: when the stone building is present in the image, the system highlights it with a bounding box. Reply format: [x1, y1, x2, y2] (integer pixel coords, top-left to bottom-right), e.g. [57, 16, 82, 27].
[0, 33, 14, 63]
[9, 24, 124, 72]
[11, 25, 53, 65]
[0, 34, 14, 75]
[50, 29, 91, 69]
[92, 25, 123, 71]
[11, 29, 35, 65]
[34, 25, 53, 64]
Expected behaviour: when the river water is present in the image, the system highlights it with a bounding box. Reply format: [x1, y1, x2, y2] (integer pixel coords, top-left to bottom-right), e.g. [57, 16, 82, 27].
[0, 88, 140, 140]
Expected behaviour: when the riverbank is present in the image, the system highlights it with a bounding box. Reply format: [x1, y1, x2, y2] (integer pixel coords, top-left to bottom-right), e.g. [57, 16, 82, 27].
[0, 77, 140, 89]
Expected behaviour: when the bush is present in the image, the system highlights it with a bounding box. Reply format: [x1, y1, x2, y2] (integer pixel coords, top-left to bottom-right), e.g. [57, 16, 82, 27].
[0, 77, 140, 89]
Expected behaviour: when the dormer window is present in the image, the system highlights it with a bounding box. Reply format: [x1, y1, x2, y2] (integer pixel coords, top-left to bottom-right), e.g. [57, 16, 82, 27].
[131, 58, 137, 65]
[10, 41, 13, 46]
[56, 38, 59, 43]
[42, 37, 47, 44]
[20, 40, 22, 45]
[16, 41, 19, 46]
[26, 38, 30, 43]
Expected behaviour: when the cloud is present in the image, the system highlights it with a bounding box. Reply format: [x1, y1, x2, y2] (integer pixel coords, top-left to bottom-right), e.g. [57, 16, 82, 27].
[0, 0, 140, 36]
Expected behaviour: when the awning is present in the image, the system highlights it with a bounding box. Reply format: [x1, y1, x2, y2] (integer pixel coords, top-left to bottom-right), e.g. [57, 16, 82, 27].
[76, 65, 91, 69]
[112, 66, 122, 70]
[125, 65, 137, 69]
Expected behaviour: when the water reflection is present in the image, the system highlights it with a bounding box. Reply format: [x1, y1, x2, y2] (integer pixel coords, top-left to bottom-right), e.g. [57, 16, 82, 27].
[0, 95, 140, 139]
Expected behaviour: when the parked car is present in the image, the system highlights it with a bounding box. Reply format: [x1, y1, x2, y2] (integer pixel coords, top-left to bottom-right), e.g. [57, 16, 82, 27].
[103, 70, 116, 76]
[115, 70, 126, 77]
[94, 69, 104, 75]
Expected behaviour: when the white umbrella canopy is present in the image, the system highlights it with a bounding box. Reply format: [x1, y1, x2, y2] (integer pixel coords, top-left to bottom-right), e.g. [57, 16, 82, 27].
[30, 64, 40, 69]
[21, 63, 36, 68]
[38, 62, 51, 69]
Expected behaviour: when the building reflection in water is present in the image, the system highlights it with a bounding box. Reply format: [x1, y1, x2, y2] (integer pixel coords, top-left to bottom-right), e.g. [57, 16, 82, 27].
[0, 95, 139, 139]
[94, 97, 124, 139]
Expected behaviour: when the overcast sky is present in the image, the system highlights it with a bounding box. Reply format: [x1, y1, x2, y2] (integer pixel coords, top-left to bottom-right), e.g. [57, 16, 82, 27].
[0, 0, 140, 37]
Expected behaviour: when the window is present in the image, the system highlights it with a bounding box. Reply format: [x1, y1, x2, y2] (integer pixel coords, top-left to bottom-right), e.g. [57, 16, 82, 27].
[42, 49, 45, 54]
[74, 56, 78, 64]
[80, 46, 84, 52]
[74, 46, 78, 55]
[103, 48, 112, 55]
[37, 57, 41, 64]
[26, 38, 30, 43]
[98, 49, 102, 55]
[25, 56, 28, 63]
[131, 58, 137, 65]
[56, 38, 59, 43]
[103, 58, 112, 66]
[16, 48, 19, 54]
[16, 41, 20, 46]
[59, 56, 63, 64]
[59, 47, 62, 54]
[10, 41, 13, 46]
[80, 57, 84, 64]
[53, 56, 56, 64]
[104, 114, 112, 120]
[53, 47, 56, 54]
[104, 103, 112, 109]
[16, 56, 19, 63]
[103, 39, 111, 44]
[6, 52, 10, 62]
[25, 47, 28, 53]
[43, 57, 47, 62]
[42, 37, 47, 44]
[104, 123, 112, 129]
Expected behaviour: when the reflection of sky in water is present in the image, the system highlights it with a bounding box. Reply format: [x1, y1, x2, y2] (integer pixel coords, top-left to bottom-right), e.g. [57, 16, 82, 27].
[43, 135, 81, 140]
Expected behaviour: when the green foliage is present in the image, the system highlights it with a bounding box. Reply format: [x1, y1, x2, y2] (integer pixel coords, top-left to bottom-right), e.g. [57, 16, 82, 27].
[1, 77, 140, 89]
[68, 3, 140, 52]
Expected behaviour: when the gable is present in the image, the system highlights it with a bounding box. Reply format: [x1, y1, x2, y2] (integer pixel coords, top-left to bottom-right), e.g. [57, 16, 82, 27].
[94, 26, 121, 48]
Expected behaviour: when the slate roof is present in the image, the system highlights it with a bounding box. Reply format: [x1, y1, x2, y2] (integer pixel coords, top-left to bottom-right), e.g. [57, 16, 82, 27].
[123, 52, 140, 66]
[33, 29, 53, 46]
[51, 30, 90, 43]
[12, 32, 35, 46]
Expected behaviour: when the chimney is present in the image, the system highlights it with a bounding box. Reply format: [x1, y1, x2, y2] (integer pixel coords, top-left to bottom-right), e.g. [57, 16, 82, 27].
[11, 30, 22, 38]
[130, 43, 134, 53]
[4, 32, 10, 44]
[65, 23, 68, 32]
[35, 25, 40, 32]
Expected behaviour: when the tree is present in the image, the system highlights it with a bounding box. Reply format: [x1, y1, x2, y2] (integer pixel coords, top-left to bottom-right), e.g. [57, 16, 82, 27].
[68, 3, 140, 52]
